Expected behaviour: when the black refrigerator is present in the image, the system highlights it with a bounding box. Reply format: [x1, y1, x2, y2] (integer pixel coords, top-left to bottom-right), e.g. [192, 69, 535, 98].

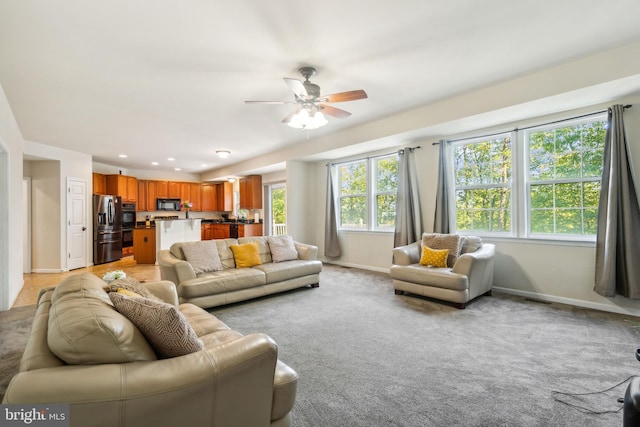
[93, 194, 122, 265]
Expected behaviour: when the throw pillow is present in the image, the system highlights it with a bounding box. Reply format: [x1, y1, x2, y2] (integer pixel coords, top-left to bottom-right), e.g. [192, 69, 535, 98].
[267, 235, 298, 262]
[109, 292, 205, 359]
[181, 240, 223, 274]
[103, 276, 160, 301]
[117, 288, 142, 298]
[419, 246, 449, 268]
[230, 241, 262, 268]
[421, 233, 463, 268]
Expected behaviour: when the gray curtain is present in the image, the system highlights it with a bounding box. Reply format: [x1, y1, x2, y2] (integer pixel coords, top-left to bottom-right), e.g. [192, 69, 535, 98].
[394, 147, 423, 247]
[594, 104, 640, 298]
[324, 164, 341, 257]
[433, 140, 450, 233]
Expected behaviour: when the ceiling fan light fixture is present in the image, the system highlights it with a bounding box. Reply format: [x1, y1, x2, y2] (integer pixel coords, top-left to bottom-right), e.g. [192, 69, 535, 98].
[216, 150, 230, 159]
[287, 108, 327, 130]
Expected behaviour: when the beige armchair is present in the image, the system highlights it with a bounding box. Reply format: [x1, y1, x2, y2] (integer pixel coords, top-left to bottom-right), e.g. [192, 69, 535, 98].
[390, 235, 495, 309]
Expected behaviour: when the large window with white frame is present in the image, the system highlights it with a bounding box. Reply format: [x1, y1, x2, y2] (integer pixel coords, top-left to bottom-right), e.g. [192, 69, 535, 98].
[336, 154, 398, 231]
[451, 113, 607, 240]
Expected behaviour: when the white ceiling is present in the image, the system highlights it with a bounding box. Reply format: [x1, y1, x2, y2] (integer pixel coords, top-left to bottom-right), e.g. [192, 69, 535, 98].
[2, 0, 640, 177]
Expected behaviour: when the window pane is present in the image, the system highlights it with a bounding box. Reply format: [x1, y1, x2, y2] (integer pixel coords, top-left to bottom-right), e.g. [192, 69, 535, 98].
[376, 194, 396, 228]
[555, 182, 581, 208]
[491, 209, 511, 232]
[339, 162, 366, 195]
[583, 181, 600, 207]
[375, 157, 398, 192]
[529, 155, 554, 181]
[531, 209, 554, 233]
[556, 209, 582, 234]
[530, 184, 553, 209]
[584, 208, 598, 234]
[340, 196, 366, 228]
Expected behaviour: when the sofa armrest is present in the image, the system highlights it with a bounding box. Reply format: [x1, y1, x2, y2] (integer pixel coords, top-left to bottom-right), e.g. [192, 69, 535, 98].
[158, 250, 197, 285]
[392, 241, 421, 265]
[143, 280, 179, 307]
[294, 242, 318, 260]
[451, 243, 495, 275]
[3, 334, 281, 426]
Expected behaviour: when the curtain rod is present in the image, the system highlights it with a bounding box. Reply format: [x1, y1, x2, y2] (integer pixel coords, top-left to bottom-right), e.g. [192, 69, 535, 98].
[432, 104, 633, 145]
[326, 145, 421, 167]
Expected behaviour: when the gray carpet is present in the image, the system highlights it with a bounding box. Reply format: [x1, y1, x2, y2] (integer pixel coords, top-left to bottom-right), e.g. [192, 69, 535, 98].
[211, 264, 639, 427]
[1, 265, 638, 426]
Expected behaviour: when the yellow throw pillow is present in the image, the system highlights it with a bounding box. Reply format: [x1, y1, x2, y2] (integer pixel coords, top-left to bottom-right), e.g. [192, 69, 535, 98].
[116, 288, 142, 298]
[230, 241, 262, 268]
[419, 246, 449, 268]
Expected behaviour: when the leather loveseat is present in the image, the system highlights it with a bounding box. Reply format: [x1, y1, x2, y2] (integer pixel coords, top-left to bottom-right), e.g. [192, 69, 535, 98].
[390, 234, 495, 309]
[158, 236, 322, 309]
[2, 273, 298, 427]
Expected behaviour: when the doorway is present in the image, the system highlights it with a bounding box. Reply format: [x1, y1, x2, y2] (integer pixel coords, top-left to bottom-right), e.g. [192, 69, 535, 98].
[67, 178, 88, 270]
[267, 183, 287, 236]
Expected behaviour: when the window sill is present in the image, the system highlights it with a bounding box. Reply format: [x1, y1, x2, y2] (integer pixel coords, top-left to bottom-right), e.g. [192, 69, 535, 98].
[472, 235, 596, 248]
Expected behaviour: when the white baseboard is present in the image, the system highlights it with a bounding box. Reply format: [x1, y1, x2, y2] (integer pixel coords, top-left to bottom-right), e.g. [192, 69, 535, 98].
[493, 286, 640, 317]
[321, 260, 390, 274]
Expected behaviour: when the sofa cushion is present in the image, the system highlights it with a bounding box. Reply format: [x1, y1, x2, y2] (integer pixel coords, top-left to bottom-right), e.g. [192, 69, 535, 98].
[461, 236, 483, 254]
[422, 233, 464, 267]
[181, 240, 223, 274]
[109, 292, 205, 358]
[179, 268, 267, 298]
[419, 246, 449, 268]
[267, 236, 298, 263]
[253, 260, 323, 284]
[48, 273, 157, 364]
[390, 264, 469, 291]
[230, 241, 262, 268]
[239, 237, 273, 264]
[215, 238, 239, 269]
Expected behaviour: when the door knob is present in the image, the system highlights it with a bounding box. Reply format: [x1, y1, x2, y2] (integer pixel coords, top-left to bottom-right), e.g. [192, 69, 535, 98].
[82, 227, 87, 231]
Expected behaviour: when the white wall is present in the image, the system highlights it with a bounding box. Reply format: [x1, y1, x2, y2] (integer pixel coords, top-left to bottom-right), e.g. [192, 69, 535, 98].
[0, 84, 24, 311]
[24, 140, 93, 273]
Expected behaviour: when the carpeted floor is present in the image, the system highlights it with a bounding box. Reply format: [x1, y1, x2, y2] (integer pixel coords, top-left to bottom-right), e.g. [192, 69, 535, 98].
[1, 264, 639, 426]
[211, 265, 639, 427]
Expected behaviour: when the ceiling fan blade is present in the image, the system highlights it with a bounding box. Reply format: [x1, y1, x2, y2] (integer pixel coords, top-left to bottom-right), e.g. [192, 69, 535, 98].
[319, 104, 352, 119]
[284, 78, 308, 98]
[320, 90, 368, 103]
[245, 100, 294, 104]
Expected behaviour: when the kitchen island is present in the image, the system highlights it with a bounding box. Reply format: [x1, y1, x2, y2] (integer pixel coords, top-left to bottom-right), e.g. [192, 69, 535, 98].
[155, 218, 202, 259]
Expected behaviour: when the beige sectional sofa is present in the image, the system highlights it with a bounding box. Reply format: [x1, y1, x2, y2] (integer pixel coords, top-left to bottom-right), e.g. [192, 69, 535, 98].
[158, 236, 322, 309]
[3, 273, 298, 427]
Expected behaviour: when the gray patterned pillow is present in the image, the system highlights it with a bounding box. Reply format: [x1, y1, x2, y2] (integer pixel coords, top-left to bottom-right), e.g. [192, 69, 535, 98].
[421, 233, 464, 268]
[267, 235, 298, 263]
[181, 240, 223, 274]
[109, 292, 205, 359]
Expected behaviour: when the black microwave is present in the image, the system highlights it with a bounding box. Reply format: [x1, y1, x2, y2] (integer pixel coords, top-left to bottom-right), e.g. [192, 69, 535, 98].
[156, 198, 181, 211]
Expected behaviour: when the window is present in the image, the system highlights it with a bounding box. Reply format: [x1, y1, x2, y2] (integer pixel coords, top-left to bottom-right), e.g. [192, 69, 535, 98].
[450, 114, 606, 240]
[453, 135, 512, 234]
[526, 119, 606, 236]
[337, 154, 398, 231]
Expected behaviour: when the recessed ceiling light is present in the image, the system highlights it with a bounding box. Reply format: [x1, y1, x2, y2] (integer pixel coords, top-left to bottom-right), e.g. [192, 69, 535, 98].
[228, 177, 236, 183]
[168, 157, 175, 161]
[151, 161, 159, 166]
[118, 154, 127, 158]
[174, 167, 181, 171]
[216, 150, 230, 159]
[201, 164, 207, 167]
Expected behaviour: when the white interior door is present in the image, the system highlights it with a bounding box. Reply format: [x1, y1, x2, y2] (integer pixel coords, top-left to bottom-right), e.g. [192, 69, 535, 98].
[22, 177, 31, 273]
[67, 178, 88, 270]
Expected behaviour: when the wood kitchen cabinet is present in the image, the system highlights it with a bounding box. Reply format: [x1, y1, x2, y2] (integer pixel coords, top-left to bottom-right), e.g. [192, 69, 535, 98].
[212, 224, 230, 239]
[92, 173, 106, 195]
[156, 180, 169, 198]
[238, 223, 263, 237]
[106, 174, 138, 202]
[178, 182, 202, 211]
[137, 180, 158, 211]
[239, 175, 262, 209]
[217, 182, 233, 212]
[168, 181, 181, 198]
[201, 183, 218, 211]
[201, 223, 213, 240]
[133, 228, 156, 264]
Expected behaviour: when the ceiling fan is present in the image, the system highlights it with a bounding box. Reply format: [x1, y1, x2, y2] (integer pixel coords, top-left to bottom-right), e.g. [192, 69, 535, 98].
[245, 67, 368, 129]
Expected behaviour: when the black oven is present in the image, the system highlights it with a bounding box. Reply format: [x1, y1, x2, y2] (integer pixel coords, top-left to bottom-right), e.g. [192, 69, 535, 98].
[121, 203, 136, 249]
[121, 203, 136, 229]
